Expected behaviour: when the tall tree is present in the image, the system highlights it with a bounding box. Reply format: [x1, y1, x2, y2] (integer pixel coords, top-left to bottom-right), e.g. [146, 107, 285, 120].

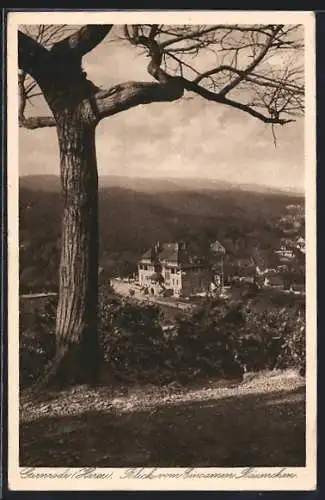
[18, 23, 304, 387]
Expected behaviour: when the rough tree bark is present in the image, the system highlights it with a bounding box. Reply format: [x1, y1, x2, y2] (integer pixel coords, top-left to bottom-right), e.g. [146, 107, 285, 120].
[47, 109, 100, 387]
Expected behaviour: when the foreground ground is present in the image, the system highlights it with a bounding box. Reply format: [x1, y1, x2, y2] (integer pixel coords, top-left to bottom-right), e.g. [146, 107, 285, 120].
[20, 370, 305, 467]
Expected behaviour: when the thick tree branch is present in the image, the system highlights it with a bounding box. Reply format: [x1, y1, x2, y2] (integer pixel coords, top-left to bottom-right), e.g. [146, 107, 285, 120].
[50, 25, 113, 57]
[19, 116, 56, 129]
[18, 30, 51, 78]
[95, 78, 184, 119]
[95, 73, 294, 125]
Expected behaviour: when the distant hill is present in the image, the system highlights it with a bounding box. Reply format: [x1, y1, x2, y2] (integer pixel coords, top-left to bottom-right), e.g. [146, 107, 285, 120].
[19, 174, 304, 197]
[19, 175, 61, 192]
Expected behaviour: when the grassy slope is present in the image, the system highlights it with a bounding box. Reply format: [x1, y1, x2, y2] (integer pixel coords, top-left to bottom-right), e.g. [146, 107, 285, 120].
[20, 370, 305, 467]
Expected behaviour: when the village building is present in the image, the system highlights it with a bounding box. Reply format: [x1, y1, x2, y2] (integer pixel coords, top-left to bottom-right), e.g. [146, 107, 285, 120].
[274, 244, 295, 261]
[138, 241, 225, 298]
[296, 236, 305, 254]
[274, 235, 305, 263]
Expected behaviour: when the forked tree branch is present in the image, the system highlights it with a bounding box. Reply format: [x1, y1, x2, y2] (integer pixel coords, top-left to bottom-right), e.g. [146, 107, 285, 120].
[18, 26, 112, 128]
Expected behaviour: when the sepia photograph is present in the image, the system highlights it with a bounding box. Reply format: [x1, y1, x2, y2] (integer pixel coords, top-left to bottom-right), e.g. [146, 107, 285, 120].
[7, 10, 316, 491]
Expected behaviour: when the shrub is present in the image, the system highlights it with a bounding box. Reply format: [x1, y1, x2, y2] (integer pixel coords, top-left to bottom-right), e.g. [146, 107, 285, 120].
[99, 297, 172, 384]
[98, 296, 245, 384]
[19, 291, 305, 389]
[19, 297, 57, 388]
[275, 310, 305, 372]
[233, 305, 305, 374]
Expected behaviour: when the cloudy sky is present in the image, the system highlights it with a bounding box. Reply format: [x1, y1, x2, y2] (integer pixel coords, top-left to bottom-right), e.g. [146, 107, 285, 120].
[19, 25, 305, 191]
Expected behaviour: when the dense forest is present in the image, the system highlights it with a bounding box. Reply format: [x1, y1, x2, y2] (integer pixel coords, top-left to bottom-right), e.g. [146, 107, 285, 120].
[19, 175, 305, 293]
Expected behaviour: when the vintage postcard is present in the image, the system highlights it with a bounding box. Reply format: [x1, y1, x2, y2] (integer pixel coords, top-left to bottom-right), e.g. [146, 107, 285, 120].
[7, 10, 316, 491]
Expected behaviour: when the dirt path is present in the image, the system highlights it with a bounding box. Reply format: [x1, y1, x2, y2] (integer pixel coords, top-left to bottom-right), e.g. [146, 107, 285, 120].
[20, 370, 305, 468]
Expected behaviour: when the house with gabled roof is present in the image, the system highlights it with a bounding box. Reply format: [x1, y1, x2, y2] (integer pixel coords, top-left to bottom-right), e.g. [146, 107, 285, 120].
[138, 240, 224, 297]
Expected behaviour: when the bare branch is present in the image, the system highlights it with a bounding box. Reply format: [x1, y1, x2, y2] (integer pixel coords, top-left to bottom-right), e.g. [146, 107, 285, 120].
[182, 78, 294, 124]
[193, 65, 303, 92]
[218, 25, 283, 96]
[121, 24, 303, 124]
[21, 24, 74, 50]
[160, 25, 273, 49]
[271, 123, 278, 147]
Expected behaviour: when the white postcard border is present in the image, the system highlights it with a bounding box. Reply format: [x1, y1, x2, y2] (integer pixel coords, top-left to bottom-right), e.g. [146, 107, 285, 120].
[7, 10, 317, 491]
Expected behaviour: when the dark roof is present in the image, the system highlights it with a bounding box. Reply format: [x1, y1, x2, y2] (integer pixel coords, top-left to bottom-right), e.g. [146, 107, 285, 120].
[139, 242, 197, 266]
[139, 240, 228, 267]
[140, 249, 153, 261]
[159, 244, 179, 263]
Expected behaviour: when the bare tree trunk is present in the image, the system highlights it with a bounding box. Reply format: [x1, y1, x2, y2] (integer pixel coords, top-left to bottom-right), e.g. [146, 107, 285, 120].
[41, 106, 101, 388]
